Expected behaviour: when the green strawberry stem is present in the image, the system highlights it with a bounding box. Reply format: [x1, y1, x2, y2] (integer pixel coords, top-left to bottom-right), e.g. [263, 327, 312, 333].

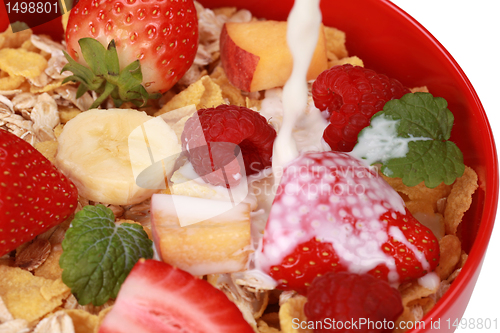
[62, 38, 161, 110]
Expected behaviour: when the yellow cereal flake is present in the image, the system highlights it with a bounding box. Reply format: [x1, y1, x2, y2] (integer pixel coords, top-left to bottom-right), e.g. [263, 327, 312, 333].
[279, 295, 312, 333]
[329, 55, 364, 68]
[54, 124, 64, 138]
[34, 140, 58, 163]
[323, 26, 348, 60]
[94, 307, 113, 333]
[158, 104, 197, 124]
[410, 86, 429, 93]
[405, 200, 434, 216]
[34, 247, 64, 280]
[246, 97, 262, 111]
[59, 106, 82, 124]
[155, 76, 225, 116]
[0, 48, 48, 79]
[0, 266, 70, 324]
[444, 166, 478, 235]
[21, 39, 40, 53]
[62, 13, 71, 34]
[212, 7, 238, 18]
[0, 74, 25, 90]
[435, 235, 462, 280]
[210, 66, 246, 106]
[0, 26, 33, 49]
[30, 79, 66, 93]
[257, 319, 282, 333]
[115, 219, 153, 240]
[0, 295, 14, 322]
[64, 309, 99, 333]
[382, 175, 452, 213]
[399, 280, 438, 307]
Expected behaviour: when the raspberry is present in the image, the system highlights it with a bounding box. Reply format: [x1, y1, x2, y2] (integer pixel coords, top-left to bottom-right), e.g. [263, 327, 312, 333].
[312, 64, 410, 152]
[181, 104, 276, 187]
[304, 272, 403, 333]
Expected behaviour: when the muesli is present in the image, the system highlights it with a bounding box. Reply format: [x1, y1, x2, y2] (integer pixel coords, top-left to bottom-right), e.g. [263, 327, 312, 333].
[0, 1, 478, 332]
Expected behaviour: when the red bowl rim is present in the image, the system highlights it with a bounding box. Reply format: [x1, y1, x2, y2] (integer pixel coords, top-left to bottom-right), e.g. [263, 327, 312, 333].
[380, 0, 499, 327]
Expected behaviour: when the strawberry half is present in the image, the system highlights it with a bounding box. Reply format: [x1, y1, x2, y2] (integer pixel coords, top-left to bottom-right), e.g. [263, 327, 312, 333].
[0, 129, 78, 256]
[256, 151, 439, 294]
[64, 0, 198, 107]
[98, 259, 254, 333]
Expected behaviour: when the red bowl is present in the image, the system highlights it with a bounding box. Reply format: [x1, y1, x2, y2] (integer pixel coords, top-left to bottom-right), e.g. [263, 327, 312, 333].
[196, 0, 498, 332]
[1, 0, 497, 332]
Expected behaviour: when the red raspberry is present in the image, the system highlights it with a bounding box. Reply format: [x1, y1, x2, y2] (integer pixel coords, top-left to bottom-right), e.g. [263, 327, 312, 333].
[304, 272, 404, 333]
[181, 105, 276, 187]
[312, 64, 410, 152]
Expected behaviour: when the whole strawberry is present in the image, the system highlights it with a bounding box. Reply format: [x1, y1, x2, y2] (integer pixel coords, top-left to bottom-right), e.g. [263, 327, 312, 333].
[0, 130, 78, 256]
[257, 151, 439, 294]
[181, 104, 276, 187]
[312, 64, 410, 151]
[64, 0, 198, 107]
[305, 272, 404, 333]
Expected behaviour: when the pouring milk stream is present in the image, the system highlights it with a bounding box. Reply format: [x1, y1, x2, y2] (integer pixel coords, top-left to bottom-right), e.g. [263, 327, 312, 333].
[271, 0, 322, 185]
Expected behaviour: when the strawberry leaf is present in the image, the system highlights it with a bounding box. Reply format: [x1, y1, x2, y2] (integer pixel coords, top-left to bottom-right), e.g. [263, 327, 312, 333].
[353, 92, 465, 188]
[59, 204, 153, 306]
[61, 38, 160, 110]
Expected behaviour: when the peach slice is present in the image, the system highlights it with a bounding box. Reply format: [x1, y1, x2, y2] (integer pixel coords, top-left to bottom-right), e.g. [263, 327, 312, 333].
[220, 20, 328, 92]
[151, 194, 252, 276]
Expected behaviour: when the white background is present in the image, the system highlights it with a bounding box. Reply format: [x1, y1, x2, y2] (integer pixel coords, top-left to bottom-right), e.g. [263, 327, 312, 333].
[390, 0, 500, 331]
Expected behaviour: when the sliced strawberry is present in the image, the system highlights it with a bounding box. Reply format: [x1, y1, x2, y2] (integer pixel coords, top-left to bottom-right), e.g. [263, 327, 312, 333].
[0, 129, 78, 256]
[64, 0, 198, 106]
[257, 151, 439, 294]
[98, 259, 254, 333]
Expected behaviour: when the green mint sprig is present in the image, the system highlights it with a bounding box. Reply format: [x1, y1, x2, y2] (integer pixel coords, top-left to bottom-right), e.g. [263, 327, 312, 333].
[354, 92, 465, 188]
[61, 38, 160, 110]
[59, 204, 153, 306]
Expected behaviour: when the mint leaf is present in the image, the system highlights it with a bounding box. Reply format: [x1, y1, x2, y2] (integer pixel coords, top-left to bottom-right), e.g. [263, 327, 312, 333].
[381, 140, 464, 187]
[59, 205, 153, 306]
[381, 92, 454, 140]
[353, 92, 465, 188]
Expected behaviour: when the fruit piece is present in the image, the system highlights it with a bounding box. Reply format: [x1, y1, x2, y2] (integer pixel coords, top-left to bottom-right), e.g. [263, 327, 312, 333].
[55, 109, 181, 206]
[0, 129, 78, 257]
[256, 151, 440, 294]
[220, 20, 328, 92]
[351, 92, 465, 188]
[304, 272, 404, 333]
[60, 205, 153, 306]
[64, 0, 198, 100]
[98, 259, 254, 333]
[151, 194, 251, 276]
[181, 104, 276, 187]
[311, 64, 410, 151]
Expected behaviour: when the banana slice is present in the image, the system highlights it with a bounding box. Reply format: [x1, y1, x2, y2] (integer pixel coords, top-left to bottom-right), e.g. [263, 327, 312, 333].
[55, 109, 181, 205]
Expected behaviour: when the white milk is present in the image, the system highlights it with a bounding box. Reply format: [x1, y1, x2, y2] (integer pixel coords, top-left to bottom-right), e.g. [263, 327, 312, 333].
[271, 0, 322, 183]
[350, 115, 431, 170]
